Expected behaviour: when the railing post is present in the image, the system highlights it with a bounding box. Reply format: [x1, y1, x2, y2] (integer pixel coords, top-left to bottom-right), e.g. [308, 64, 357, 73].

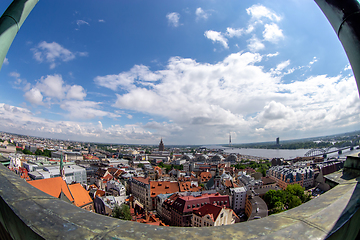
[0, 0, 38, 70]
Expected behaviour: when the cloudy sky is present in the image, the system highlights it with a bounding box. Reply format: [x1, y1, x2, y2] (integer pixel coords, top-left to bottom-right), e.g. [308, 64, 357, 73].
[0, 0, 358, 145]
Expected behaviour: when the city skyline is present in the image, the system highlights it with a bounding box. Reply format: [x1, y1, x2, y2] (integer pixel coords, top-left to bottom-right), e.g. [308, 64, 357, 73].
[0, 1, 359, 145]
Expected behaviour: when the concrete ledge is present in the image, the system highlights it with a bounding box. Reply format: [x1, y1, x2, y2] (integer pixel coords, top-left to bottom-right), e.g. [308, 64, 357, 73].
[0, 164, 359, 239]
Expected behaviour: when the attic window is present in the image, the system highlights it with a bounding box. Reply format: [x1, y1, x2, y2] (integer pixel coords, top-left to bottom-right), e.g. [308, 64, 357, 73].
[188, 205, 191, 209]
[193, 204, 195, 208]
[197, 204, 200, 207]
[201, 203, 204, 206]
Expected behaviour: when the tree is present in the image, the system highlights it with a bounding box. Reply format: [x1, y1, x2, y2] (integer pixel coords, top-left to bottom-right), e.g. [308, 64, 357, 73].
[288, 195, 302, 209]
[22, 149, 33, 155]
[35, 149, 43, 155]
[112, 204, 131, 220]
[138, 163, 144, 168]
[158, 162, 165, 168]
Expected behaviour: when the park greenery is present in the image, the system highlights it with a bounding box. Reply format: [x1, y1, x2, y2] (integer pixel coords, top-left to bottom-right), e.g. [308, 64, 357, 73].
[264, 184, 311, 215]
[158, 162, 183, 173]
[231, 160, 271, 177]
[112, 204, 132, 220]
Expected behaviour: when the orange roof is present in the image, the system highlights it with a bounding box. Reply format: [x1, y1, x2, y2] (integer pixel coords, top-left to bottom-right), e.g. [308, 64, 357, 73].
[133, 177, 150, 185]
[153, 166, 162, 175]
[95, 189, 106, 197]
[68, 183, 93, 207]
[179, 181, 201, 192]
[28, 177, 74, 202]
[150, 181, 179, 197]
[193, 204, 223, 221]
[200, 172, 212, 182]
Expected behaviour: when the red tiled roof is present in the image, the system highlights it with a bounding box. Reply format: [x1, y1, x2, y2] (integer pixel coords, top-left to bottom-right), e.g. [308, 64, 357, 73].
[28, 177, 74, 202]
[133, 177, 150, 185]
[200, 172, 212, 182]
[165, 193, 230, 214]
[179, 181, 201, 192]
[193, 204, 223, 221]
[150, 181, 179, 197]
[68, 183, 93, 207]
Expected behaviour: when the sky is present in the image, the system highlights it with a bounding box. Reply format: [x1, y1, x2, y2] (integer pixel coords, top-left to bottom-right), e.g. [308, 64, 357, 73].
[0, 0, 359, 145]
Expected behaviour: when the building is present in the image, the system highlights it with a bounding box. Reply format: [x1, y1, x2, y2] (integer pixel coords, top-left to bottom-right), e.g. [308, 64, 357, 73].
[192, 204, 237, 227]
[130, 177, 150, 209]
[229, 186, 247, 213]
[28, 177, 93, 211]
[162, 193, 230, 227]
[245, 193, 268, 221]
[159, 138, 164, 151]
[267, 166, 314, 190]
[27, 165, 87, 184]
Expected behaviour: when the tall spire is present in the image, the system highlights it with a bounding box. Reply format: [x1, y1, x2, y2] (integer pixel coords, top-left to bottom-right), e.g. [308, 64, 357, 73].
[159, 138, 164, 151]
[229, 133, 232, 147]
[60, 153, 65, 181]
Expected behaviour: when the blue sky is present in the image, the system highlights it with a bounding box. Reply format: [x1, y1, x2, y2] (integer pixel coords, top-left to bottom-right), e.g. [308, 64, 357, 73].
[0, 0, 358, 145]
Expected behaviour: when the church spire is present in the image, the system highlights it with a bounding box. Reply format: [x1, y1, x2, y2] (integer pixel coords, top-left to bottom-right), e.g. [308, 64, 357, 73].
[159, 138, 164, 151]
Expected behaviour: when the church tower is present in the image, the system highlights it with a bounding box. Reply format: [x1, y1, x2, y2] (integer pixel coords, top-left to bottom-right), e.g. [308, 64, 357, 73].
[159, 138, 164, 151]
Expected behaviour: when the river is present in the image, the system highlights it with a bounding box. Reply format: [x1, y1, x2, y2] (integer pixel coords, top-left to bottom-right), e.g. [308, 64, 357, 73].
[208, 146, 360, 160]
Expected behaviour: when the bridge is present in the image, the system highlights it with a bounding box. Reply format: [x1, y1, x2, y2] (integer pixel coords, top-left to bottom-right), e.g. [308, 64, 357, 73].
[304, 145, 358, 157]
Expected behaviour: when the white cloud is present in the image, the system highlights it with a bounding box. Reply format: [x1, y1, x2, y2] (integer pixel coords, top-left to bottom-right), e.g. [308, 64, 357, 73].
[98, 19, 105, 23]
[66, 85, 86, 100]
[204, 30, 229, 49]
[0, 103, 152, 142]
[3, 58, 9, 65]
[196, 7, 211, 21]
[263, 23, 284, 43]
[31, 41, 87, 69]
[246, 4, 282, 22]
[276, 60, 290, 72]
[225, 27, 244, 38]
[94, 64, 162, 91]
[91, 51, 360, 143]
[247, 36, 265, 52]
[166, 12, 180, 27]
[344, 64, 352, 71]
[60, 100, 120, 119]
[76, 20, 89, 27]
[309, 57, 318, 65]
[36, 74, 67, 100]
[24, 88, 44, 105]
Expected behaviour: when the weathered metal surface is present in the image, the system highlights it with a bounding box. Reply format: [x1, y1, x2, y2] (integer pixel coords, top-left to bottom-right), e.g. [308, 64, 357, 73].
[0, 163, 359, 239]
[0, 0, 38, 70]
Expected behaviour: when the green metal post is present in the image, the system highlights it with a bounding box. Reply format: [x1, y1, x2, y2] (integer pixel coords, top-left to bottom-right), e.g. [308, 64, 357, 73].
[0, 0, 38, 70]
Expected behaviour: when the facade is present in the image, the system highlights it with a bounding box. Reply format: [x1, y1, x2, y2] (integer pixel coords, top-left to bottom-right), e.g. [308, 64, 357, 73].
[267, 166, 314, 190]
[192, 204, 236, 227]
[130, 177, 150, 209]
[27, 165, 87, 184]
[245, 194, 268, 221]
[51, 151, 83, 161]
[229, 186, 247, 212]
[162, 193, 230, 227]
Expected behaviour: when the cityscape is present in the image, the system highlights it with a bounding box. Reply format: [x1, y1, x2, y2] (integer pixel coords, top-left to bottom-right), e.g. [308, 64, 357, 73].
[0, 129, 357, 227]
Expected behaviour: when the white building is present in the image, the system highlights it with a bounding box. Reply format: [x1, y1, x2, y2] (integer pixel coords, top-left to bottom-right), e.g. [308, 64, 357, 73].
[28, 165, 87, 184]
[229, 186, 247, 212]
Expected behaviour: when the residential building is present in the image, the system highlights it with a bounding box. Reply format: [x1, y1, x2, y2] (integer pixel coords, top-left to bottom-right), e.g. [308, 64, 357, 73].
[267, 166, 314, 189]
[162, 193, 230, 227]
[192, 204, 237, 227]
[229, 186, 247, 212]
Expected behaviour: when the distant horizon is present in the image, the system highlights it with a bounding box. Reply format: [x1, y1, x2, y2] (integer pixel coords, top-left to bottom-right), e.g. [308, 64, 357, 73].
[3, 129, 359, 148]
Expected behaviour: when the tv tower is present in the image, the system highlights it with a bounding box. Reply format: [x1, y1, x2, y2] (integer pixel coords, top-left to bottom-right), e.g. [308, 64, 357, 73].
[229, 133, 232, 147]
